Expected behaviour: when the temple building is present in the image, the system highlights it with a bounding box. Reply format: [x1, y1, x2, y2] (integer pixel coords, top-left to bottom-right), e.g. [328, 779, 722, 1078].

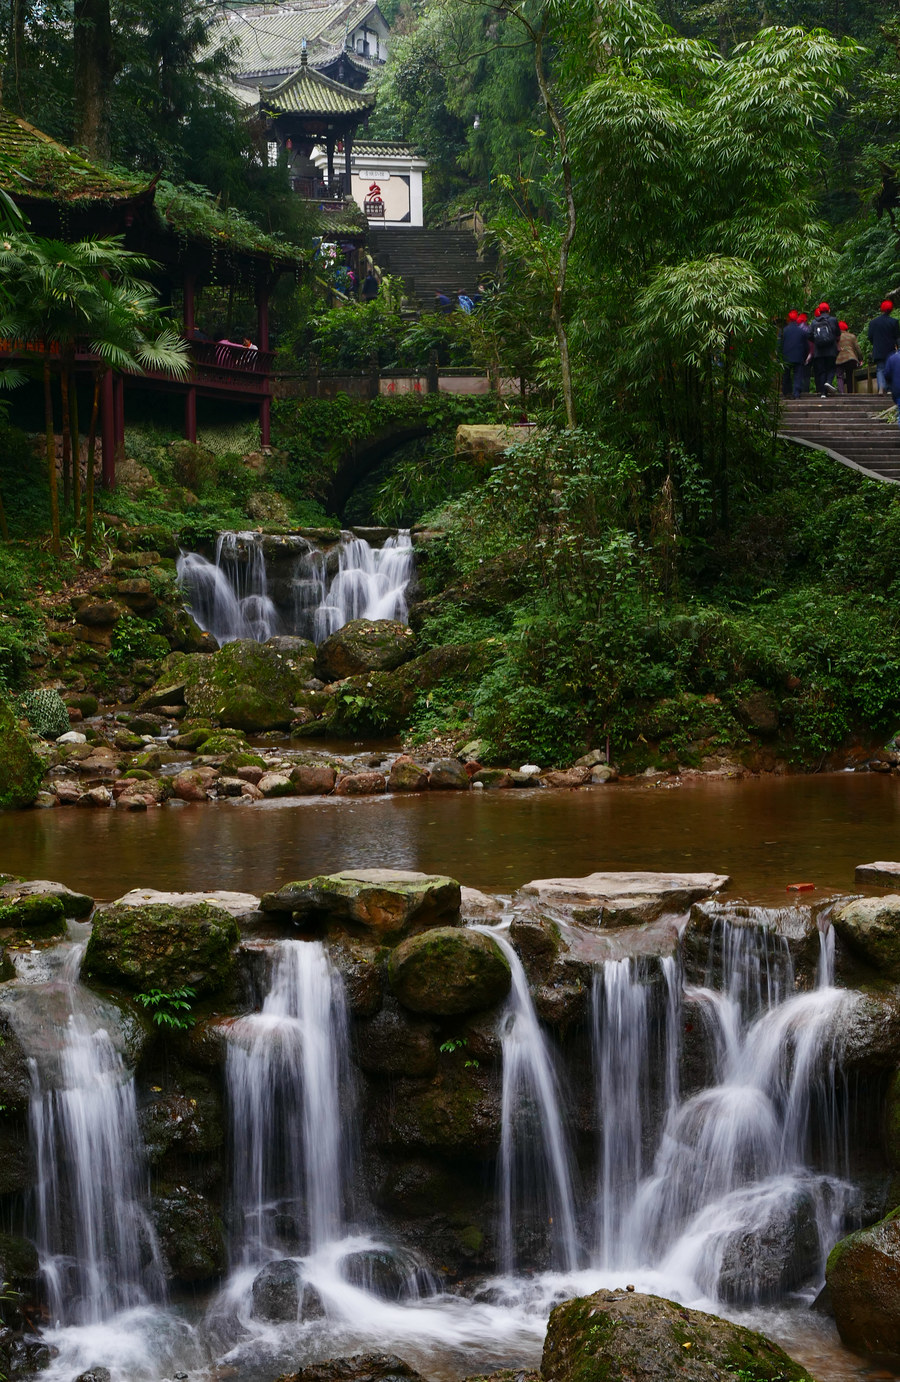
[0, 109, 310, 477]
[205, 0, 391, 102]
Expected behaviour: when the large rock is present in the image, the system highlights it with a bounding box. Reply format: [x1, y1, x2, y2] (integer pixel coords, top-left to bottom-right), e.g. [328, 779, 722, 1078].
[833, 896, 900, 980]
[110, 888, 261, 923]
[855, 861, 900, 887]
[83, 900, 240, 995]
[251, 1259, 324, 1323]
[261, 870, 461, 941]
[827, 1210, 900, 1366]
[838, 991, 900, 1072]
[0, 696, 44, 810]
[516, 871, 730, 927]
[274, 1356, 427, 1382]
[388, 927, 510, 1016]
[315, 619, 416, 681]
[371, 1065, 501, 1156]
[145, 641, 304, 732]
[0, 878, 91, 921]
[354, 999, 438, 1077]
[542, 1289, 814, 1382]
[151, 1185, 227, 1284]
[683, 900, 822, 988]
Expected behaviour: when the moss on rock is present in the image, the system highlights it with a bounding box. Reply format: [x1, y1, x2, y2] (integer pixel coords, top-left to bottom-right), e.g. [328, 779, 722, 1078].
[833, 896, 900, 981]
[827, 1210, 900, 1366]
[0, 695, 44, 810]
[83, 901, 239, 995]
[0, 893, 66, 936]
[542, 1289, 814, 1382]
[316, 618, 417, 681]
[389, 928, 511, 1016]
[262, 869, 461, 941]
[143, 641, 304, 732]
[151, 1184, 227, 1284]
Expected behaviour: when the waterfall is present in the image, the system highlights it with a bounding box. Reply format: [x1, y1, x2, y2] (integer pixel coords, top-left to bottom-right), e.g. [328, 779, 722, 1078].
[27, 948, 163, 1326]
[473, 927, 579, 1276]
[294, 531, 415, 644]
[178, 529, 414, 647]
[619, 915, 855, 1303]
[225, 940, 353, 1261]
[592, 957, 681, 1267]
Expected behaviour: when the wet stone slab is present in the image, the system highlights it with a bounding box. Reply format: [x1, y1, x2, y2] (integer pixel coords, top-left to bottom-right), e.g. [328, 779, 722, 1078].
[515, 870, 731, 926]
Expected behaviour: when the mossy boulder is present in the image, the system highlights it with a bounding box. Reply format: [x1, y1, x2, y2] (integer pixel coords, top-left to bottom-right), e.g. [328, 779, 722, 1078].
[827, 1209, 900, 1366]
[0, 893, 66, 936]
[372, 1064, 501, 1156]
[262, 869, 461, 941]
[389, 927, 511, 1016]
[0, 696, 44, 810]
[143, 641, 304, 732]
[316, 619, 416, 681]
[0, 877, 93, 922]
[151, 1185, 227, 1284]
[83, 901, 240, 995]
[833, 896, 900, 980]
[542, 1289, 814, 1382]
[275, 1357, 427, 1382]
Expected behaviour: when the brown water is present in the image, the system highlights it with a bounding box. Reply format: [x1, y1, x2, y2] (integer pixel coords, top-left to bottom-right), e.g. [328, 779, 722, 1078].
[1, 772, 899, 902]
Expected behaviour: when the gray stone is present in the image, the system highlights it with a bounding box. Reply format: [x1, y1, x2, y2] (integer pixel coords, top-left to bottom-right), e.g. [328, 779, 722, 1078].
[515, 871, 730, 927]
[111, 888, 261, 923]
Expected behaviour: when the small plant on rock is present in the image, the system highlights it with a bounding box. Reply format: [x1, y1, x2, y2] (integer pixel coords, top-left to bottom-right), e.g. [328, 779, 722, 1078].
[136, 986, 196, 1031]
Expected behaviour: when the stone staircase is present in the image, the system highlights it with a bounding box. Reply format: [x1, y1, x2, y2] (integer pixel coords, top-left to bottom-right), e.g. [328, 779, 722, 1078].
[779, 395, 900, 484]
[368, 227, 490, 311]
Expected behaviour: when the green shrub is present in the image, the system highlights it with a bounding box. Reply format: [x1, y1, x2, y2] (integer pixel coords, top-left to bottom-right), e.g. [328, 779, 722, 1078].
[17, 689, 69, 739]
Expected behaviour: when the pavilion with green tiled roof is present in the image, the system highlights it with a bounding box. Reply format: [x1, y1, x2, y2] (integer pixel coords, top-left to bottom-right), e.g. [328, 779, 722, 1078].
[0, 107, 313, 466]
[259, 49, 374, 199]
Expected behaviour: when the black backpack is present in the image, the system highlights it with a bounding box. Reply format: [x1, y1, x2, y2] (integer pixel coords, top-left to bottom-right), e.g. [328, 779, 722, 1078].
[812, 316, 837, 349]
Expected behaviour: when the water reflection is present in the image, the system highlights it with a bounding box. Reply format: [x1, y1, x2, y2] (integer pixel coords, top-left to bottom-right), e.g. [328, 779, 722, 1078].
[2, 773, 900, 903]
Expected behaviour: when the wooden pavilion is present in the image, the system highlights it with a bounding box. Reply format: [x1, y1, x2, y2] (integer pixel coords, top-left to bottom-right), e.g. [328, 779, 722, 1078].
[0, 109, 311, 485]
[259, 47, 375, 201]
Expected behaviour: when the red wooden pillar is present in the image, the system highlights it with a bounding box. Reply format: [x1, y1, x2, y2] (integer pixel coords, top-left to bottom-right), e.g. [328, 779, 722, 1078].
[185, 387, 198, 443]
[101, 370, 116, 489]
[257, 275, 271, 447]
[113, 374, 125, 461]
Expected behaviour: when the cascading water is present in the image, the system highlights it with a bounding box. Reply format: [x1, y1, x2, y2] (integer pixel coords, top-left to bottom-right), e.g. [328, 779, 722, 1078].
[225, 939, 353, 1261]
[473, 927, 579, 1276]
[298, 532, 414, 643]
[26, 946, 163, 1326]
[622, 917, 856, 1304]
[177, 529, 414, 646]
[177, 531, 280, 646]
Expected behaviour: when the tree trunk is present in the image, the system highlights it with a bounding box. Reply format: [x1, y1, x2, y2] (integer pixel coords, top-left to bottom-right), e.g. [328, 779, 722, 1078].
[532, 24, 577, 429]
[0, 483, 8, 541]
[43, 360, 60, 557]
[85, 371, 101, 551]
[73, 0, 115, 160]
[70, 370, 82, 523]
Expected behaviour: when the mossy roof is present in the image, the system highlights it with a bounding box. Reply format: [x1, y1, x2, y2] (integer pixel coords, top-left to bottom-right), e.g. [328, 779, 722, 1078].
[0, 108, 310, 270]
[0, 109, 149, 204]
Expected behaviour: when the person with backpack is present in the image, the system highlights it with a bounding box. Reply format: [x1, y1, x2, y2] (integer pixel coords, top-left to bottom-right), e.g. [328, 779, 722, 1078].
[867, 301, 900, 393]
[810, 302, 840, 397]
[780, 310, 810, 398]
[883, 347, 900, 427]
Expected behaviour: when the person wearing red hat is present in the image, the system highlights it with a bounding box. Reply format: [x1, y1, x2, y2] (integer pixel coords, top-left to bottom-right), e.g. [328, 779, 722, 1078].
[810, 304, 841, 396]
[796, 314, 813, 393]
[836, 321, 862, 394]
[781, 310, 810, 398]
[867, 300, 900, 393]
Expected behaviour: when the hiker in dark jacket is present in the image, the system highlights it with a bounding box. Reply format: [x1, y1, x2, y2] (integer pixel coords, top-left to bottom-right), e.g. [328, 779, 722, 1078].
[810, 303, 841, 397]
[867, 301, 900, 393]
[883, 349, 900, 427]
[781, 310, 809, 398]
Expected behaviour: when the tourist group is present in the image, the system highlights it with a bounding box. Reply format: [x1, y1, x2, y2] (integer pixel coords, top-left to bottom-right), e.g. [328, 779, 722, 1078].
[781, 300, 900, 408]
